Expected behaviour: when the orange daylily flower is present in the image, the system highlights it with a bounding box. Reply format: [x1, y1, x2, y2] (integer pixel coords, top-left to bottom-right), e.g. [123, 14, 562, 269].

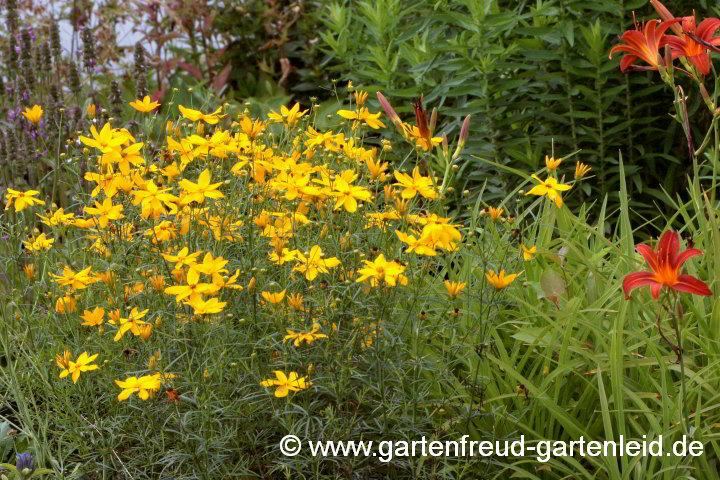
[623, 230, 712, 299]
[650, 0, 720, 75]
[609, 18, 680, 71]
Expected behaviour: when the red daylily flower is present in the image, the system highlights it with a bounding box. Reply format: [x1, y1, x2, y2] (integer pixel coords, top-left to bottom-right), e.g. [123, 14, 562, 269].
[651, 0, 720, 75]
[623, 230, 712, 300]
[609, 18, 680, 71]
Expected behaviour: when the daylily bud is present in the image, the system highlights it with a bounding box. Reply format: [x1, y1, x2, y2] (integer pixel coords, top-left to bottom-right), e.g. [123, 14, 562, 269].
[376, 91, 404, 133]
[429, 108, 437, 136]
[452, 114, 471, 160]
[442, 134, 449, 159]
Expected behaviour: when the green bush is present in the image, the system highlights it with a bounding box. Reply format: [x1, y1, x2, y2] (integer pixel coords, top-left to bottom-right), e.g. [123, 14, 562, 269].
[314, 0, 712, 223]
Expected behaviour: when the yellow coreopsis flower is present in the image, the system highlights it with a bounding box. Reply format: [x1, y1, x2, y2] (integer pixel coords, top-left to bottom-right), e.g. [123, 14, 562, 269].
[129, 95, 160, 112]
[50, 265, 97, 290]
[56, 295, 77, 313]
[575, 161, 592, 179]
[5, 189, 45, 211]
[84, 198, 124, 228]
[238, 115, 267, 138]
[22, 232, 55, 252]
[330, 176, 372, 213]
[130, 179, 179, 219]
[22, 105, 44, 123]
[109, 307, 149, 341]
[23, 263, 36, 280]
[115, 373, 162, 401]
[521, 245, 536, 261]
[57, 351, 99, 383]
[366, 157, 388, 182]
[444, 280, 467, 299]
[287, 293, 305, 311]
[79, 123, 131, 152]
[525, 175, 571, 207]
[37, 207, 74, 226]
[395, 230, 437, 256]
[161, 247, 203, 269]
[178, 169, 225, 205]
[486, 269, 518, 289]
[337, 107, 385, 129]
[393, 167, 438, 200]
[355, 254, 407, 287]
[284, 327, 328, 347]
[187, 296, 227, 315]
[486, 207, 504, 222]
[80, 307, 105, 326]
[354, 90, 368, 106]
[178, 105, 226, 124]
[291, 246, 341, 281]
[268, 103, 307, 127]
[545, 155, 563, 171]
[261, 289, 287, 304]
[260, 371, 312, 398]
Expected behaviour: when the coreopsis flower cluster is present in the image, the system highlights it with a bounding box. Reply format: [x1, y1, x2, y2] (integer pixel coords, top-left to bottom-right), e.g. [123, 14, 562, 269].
[11, 84, 493, 404]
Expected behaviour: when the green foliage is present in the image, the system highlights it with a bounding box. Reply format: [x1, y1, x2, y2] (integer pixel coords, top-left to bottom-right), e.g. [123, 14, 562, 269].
[314, 0, 710, 224]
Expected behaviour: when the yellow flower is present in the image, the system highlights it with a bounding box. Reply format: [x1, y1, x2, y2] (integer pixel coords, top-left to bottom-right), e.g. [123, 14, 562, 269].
[137, 324, 153, 340]
[150, 275, 166, 292]
[50, 265, 96, 290]
[178, 105, 226, 124]
[57, 351, 99, 384]
[575, 161, 592, 179]
[525, 175, 571, 207]
[22, 105, 44, 123]
[287, 293, 305, 311]
[5, 189, 45, 211]
[261, 289, 287, 305]
[330, 176, 372, 213]
[268, 103, 307, 127]
[56, 295, 77, 313]
[486, 207, 504, 222]
[444, 280, 467, 299]
[521, 245, 536, 261]
[164, 272, 219, 303]
[129, 95, 160, 112]
[485, 269, 518, 289]
[238, 116, 267, 139]
[260, 371, 312, 397]
[79, 123, 131, 152]
[545, 155, 563, 171]
[393, 167, 438, 199]
[395, 230, 437, 256]
[284, 327, 328, 347]
[80, 307, 105, 326]
[356, 254, 407, 287]
[55, 350, 72, 370]
[337, 107, 385, 129]
[23, 263, 36, 280]
[115, 374, 162, 401]
[162, 247, 203, 269]
[83, 198, 125, 228]
[87, 104, 96, 118]
[130, 179, 178, 219]
[186, 297, 227, 315]
[178, 169, 225, 205]
[37, 207, 74, 226]
[109, 307, 149, 341]
[292, 246, 341, 281]
[354, 90, 368, 106]
[23, 232, 54, 252]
